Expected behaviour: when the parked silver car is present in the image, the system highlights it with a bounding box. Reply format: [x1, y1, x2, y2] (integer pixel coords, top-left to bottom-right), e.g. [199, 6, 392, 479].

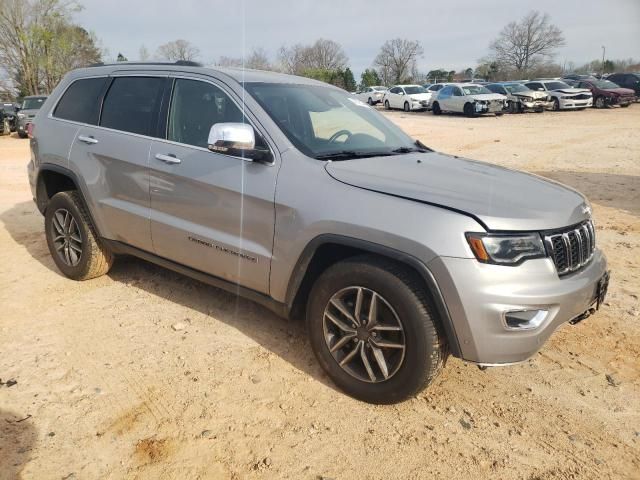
[28, 62, 609, 404]
[486, 82, 552, 113]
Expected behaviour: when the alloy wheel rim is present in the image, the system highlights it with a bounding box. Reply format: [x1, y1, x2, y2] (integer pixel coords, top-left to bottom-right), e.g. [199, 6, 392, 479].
[322, 286, 406, 383]
[52, 208, 83, 266]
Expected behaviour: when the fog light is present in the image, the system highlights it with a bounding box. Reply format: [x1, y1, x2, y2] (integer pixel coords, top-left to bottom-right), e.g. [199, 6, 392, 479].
[503, 310, 548, 330]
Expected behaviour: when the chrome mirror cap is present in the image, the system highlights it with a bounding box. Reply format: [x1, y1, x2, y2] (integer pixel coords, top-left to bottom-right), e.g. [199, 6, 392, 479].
[208, 123, 255, 153]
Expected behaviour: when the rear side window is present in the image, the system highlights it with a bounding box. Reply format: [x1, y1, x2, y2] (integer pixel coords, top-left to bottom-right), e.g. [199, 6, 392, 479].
[54, 78, 108, 124]
[100, 77, 165, 136]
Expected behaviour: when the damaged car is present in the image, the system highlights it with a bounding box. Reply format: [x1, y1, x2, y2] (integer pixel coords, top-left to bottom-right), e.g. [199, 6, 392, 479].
[432, 83, 506, 117]
[575, 78, 635, 108]
[524, 80, 592, 111]
[486, 82, 552, 113]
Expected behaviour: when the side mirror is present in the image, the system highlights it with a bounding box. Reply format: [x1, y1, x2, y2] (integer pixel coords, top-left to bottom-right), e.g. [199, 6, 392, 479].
[208, 123, 271, 162]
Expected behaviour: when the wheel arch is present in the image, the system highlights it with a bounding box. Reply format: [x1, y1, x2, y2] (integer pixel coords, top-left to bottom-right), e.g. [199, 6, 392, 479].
[35, 164, 102, 237]
[284, 234, 462, 357]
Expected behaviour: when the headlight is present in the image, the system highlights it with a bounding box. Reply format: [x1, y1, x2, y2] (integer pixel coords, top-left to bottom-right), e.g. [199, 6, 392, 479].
[466, 233, 546, 265]
[18, 113, 25, 118]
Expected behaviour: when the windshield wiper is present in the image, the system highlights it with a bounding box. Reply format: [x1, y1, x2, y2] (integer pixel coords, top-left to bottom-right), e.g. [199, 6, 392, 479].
[314, 150, 395, 160]
[391, 141, 433, 154]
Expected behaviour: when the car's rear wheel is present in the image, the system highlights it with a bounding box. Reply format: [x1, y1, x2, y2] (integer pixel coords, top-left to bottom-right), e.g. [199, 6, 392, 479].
[307, 256, 448, 404]
[384, 100, 390, 110]
[620, 103, 630, 108]
[432, 102, 441, 115]
[594, 96, 606, 109]
[2, 119, 10, 135]
[403, 102, 410, 112]
[45, 191, 113, 280]
[18, 130, 27, 138]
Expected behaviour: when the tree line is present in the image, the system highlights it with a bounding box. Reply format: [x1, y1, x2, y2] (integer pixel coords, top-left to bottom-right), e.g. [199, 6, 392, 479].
[1, 2, 638, 101]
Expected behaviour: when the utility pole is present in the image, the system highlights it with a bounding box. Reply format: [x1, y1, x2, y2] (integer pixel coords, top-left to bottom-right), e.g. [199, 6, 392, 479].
[601, 46, 606, 76]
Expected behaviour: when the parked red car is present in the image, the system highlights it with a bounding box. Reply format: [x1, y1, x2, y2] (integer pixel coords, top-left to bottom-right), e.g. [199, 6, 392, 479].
[576, 79, 636, 108]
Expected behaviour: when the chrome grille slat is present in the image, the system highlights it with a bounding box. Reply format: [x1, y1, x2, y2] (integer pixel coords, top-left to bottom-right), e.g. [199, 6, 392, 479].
[544, 220, 595, 276]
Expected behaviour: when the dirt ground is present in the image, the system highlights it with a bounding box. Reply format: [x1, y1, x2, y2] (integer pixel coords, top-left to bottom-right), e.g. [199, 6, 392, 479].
[1, 106, 639, 480]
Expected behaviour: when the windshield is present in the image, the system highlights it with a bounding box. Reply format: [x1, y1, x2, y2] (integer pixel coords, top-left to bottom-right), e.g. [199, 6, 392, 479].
[461, 85, 492, 95]
[372, 86, 386, 91]
[503, 84, 528, 93]
[22, 97, 46, 110]
[246, 83, 418, 158]
[404, 86, 426, 94]
[545, 82, 570, 90]
[595, 80, 620, 89]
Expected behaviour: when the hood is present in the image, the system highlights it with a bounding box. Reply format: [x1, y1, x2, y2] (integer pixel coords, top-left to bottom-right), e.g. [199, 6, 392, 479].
[602, 87, 635, 96]
[513, 90, 548, 100]
[408, 93, 431, 101]
[551, 87, 591, 95]
[467, 93, 505, 101]
[325, 152, 589, 231]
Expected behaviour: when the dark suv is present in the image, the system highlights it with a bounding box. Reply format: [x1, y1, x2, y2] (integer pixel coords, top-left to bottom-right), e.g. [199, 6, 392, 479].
[607, 73, 640, 100]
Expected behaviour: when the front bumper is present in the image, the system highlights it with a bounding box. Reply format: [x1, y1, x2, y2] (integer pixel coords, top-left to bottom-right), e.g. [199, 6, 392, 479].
[474, 101, 505, 114]
[521, 100, 552, 112]
[558, 97, 593, 109]
[428, 249, 608, 364]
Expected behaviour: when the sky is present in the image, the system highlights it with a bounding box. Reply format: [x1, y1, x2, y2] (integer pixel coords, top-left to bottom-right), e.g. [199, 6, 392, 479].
[76, 0, 640, 79]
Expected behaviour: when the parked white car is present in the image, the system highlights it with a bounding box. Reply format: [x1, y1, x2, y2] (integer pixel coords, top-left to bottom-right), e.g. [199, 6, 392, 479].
[355, 86, 388, 105]
[383, 85, 430, 111]
[422, 83, 453, 109]
[432, 83, 507, 117]
[524, 80, 593, 110]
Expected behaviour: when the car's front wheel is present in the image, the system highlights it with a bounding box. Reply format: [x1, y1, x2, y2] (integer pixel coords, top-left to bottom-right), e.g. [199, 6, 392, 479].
[367, 97, 373, 105]
[594, 96, 606, 109]
[45, 191, 113, 280]
[384, 100, 390, 110]
[307, 256, 448, 404]
[403, 102, 410, 112]
[552, 98, 560, 111]
[432, 102, 441, 115]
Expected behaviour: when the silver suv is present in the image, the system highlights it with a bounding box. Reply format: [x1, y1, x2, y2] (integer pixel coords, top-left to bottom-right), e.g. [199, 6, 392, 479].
[27, 62, 609, 404]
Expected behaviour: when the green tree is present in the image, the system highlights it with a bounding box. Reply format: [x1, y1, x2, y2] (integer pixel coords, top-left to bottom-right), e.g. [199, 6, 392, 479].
[343, 67, 356, 91]
[426, 69, 449, 82]
[300, 68, 345, 88]
[116, 52, 128, 62]
[464, 67, 473, 79]
[360, 68, 381, 87]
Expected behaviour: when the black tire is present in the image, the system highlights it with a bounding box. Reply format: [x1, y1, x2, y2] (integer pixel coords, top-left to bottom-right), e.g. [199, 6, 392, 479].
[18, 130, 27, 138]
[495, 112, 504, 117]
[463, 103, 476, 117]
[403, 102, 410, 112]
[367, 97, 373, 105]
[2, 119, 10, 135]
[620, 103, 630, 108]
[432, 102, 441, 115]
[45, 191, 113, 280]
[306, 256, 448, 404]
[384, 100, 390, 110]
[594, 96, 606, 109]
[552, 98, 560, 111]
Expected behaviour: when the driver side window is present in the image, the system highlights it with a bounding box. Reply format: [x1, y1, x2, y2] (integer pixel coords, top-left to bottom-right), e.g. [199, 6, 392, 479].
[167, 78, 244, 149]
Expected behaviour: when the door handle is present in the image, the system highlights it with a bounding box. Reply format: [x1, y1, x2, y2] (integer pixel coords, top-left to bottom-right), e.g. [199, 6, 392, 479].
[155, 153, 181, 165]
[78, 135, 98, 145]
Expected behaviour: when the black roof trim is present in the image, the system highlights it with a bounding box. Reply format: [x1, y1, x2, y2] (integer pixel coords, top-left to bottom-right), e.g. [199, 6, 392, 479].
[87, 60, 202, 68]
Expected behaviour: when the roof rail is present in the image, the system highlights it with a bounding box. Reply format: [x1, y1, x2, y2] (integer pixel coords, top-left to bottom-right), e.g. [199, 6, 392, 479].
[87, 60, 202, 68]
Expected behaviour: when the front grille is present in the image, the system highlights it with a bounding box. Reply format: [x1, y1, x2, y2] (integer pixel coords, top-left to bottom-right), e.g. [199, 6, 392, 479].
[574, 94, 591, 100]
[544, 220, 596, 275]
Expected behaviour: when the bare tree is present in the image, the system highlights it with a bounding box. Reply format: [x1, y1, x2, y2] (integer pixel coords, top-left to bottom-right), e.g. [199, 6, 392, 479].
[278, 39, 348, 74]
[0, 0, 101, 96]
[156, 39, 200, 62]
[245, 47, 271, 70]
[488, 11, 565, 74]
[373, 39, 423, 84]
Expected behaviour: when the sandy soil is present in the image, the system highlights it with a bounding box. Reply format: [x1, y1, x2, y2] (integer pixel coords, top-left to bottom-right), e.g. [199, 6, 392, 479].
[1, 107, 639, 480]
